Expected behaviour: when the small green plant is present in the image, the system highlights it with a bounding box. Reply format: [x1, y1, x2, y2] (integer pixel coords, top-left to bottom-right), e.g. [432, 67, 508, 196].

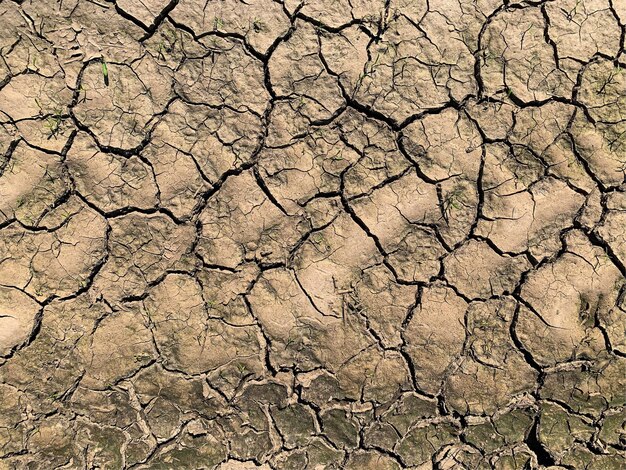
[295, 95, 306, 110]
[157, 28, 181, 59]
[442, 186, 465, 222]
[33, 99, 64, 138]
[311, 233, 331, 252]
[311, 126, 326, 138]
[34, 97, 43, 113]
[252, 18, 266, 33]
[157, 42, 167, 60]
[329, 149, 344, 162]
[77, 83, 87, 104]
[354, 71, 367, 91]
[213, 17, 224, 30]
[101, 57, 109, 86]
[44, 107, 63, 139]
[482, 47, 501, 65]
[354, 53, 383, 94]
[236, 363, 248, 376]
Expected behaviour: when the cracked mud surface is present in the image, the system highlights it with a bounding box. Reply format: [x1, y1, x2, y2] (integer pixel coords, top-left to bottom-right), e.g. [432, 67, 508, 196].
[0, 0, 625, 468]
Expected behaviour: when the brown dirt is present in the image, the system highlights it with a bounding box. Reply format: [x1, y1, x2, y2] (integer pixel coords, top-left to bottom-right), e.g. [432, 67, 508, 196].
[0, 0, 625, 468]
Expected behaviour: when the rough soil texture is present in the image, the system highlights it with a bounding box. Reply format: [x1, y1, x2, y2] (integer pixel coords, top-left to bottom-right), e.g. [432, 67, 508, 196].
[0, 0, 625, 469]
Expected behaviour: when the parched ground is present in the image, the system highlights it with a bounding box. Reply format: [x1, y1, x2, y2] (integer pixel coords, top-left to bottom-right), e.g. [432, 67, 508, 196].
[0, 0, 625, 468]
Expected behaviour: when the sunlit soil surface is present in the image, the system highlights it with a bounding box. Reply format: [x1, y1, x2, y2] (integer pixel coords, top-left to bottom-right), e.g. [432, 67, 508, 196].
[0, 0, 625, 468]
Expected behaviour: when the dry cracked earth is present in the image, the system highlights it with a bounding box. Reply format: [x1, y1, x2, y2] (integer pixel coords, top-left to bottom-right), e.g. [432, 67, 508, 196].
[0, 0, 625, 468]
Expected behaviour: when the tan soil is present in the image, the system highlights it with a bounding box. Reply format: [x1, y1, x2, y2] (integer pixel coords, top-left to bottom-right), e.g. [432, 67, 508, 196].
[0, 0, 624, 468]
